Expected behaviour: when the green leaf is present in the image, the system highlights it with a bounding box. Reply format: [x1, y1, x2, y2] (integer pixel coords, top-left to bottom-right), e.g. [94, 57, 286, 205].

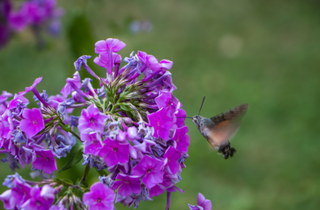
[119, 103, 132, 112]
[95, 168, 108, 177]
[57, 140, 84, 173]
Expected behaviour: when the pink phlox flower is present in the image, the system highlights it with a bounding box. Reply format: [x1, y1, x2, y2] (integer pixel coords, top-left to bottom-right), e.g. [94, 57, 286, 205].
[99, 137, 129, 167]
[137, 51, 160, 72]
[155, 91, 181, 117]
[8, 11, 28, 31]
[83, 182, 115, 210]
[80, 129, 103, 156]
[20, 2, 46, 25]
[172, 126, 190, 153]
[147, 108, 174, 141]
[0, 189, 17, 209]
[188, 193, 212, 210]
[174, 108, 186, 128]
[0, 91, 12, 103]
[11, 176, 32, 208]
[95, 38, 126, 54]
[0, 110, 13, 143]
[32, 149, 57, 174]
[94, 52, 121, 68]
[133, 139, 155, 155]
[111, 174, 141, 196]
[78, 104, 108, 134]
[24, 77, 43, 93]
[7, 92, 29, 110]
[131, 155, 164, 189]
[20, 108, 44, 137]
[60, 71, 81, 98]
[159, 59, 173, 70]
[163, 146, 181, 174]
[48, 94, 74, 113]
[22, 185, 55, 210]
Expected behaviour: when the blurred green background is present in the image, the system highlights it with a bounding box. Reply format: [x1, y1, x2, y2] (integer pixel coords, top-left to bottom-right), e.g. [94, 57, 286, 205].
[1, 0, 320, 209]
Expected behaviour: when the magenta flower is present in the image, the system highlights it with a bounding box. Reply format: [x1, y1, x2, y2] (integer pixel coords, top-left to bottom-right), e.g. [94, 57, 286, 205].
[0, 189, 16, 209]
[132, 155, 164, 189]
[11, 176, 32, 208]
[188, 193, 212, 210]
[155, 91, 180, 116]
[99, 138, 129, 166]
[32, 150, 57, 174]
[22, 185, 55, 210]
[94, 52, 119, 68]
[0, 91, 12, 103]
[0, 110, 13, 144]
[111, 174, 141, 196]
[24, 77, 43, 93]
[147, 108, 173, 141]
[20, 108, 44, 137]
[8, 11, 27, 31]
[137, 51, 160, 72]
[163, 146, 181, 174]
[175, 108, 186, 128]
[95, 38, 126, 54]
[83, 182, 115, 210]
[172, 126, 190, 153]
[60, 71, 81, 98]
[80, 129, 103, 156]
[7, 92, 29, 110]
[78, 104, 108, 134]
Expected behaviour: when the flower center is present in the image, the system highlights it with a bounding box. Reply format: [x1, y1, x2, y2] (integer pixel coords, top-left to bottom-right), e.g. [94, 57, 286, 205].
[97, 198, 101, 203]
[157, 122, 160, 127]
[147, 168, 152, 173]
[110, 125, 115, 131]
[113, 147, 118, 152]
[89, 117, 96, 123]
[36, 201, 41, 206]
[33, 120, 38, 125]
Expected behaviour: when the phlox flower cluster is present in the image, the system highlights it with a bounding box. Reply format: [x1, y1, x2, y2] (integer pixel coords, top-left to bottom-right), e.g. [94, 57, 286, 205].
[0, 0, 63, 49]
[0, 37, 192, 209]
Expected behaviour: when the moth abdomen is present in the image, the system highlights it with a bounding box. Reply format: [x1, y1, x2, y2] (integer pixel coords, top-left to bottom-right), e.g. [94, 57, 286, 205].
[218, 142, 236, 159]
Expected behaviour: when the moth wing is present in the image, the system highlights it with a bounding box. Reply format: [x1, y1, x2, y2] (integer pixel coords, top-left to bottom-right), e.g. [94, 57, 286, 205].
[207, 104, 248, 147]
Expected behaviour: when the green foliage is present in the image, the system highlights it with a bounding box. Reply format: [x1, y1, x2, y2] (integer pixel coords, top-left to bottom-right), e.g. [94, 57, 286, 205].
[57, 140, 84, 174]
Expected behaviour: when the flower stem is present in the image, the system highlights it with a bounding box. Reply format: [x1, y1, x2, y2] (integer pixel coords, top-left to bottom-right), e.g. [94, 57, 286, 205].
[79, 164, 91, 185]
[69, 130, 81, 141]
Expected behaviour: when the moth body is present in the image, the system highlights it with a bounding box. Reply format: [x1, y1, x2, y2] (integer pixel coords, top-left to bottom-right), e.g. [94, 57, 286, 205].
[192, 103, 248, 159]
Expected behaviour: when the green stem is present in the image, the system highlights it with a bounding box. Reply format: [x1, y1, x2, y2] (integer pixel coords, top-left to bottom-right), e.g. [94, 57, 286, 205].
[79, 164, 91, 185]
[110, 103, 119, 114]
[69, 130, 81, 141]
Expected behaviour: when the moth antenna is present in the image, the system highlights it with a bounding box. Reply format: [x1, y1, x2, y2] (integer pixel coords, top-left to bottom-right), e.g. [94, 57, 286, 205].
[177, 116, 193, 119]
[198, 96, 206, 115]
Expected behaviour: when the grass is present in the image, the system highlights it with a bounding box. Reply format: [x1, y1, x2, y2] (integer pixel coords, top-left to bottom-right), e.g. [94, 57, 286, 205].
[0, 0, 319, 209]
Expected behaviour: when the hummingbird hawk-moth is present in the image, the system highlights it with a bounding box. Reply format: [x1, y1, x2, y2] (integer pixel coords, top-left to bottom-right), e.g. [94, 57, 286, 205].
[191, 97, 248, 159]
